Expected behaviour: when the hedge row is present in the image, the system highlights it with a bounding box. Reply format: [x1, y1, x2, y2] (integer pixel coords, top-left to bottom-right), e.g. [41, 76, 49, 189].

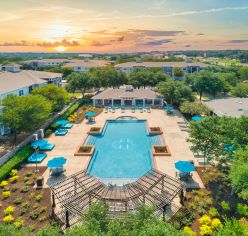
[0, 146, 34, 181]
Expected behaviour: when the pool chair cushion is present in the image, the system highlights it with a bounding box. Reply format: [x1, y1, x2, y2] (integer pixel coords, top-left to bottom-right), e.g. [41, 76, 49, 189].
[40, 143, 55, 151]
[55, 129, 68, 136]
[62, 123, 73, 129]
[28, 153, 47, 163]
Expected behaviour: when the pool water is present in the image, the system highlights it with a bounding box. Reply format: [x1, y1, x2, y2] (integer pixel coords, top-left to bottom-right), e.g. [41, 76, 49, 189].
[86, 120, 162, 181]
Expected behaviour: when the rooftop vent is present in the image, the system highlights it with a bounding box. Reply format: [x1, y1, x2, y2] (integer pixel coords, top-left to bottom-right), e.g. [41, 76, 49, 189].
[125, 85, 133, 92]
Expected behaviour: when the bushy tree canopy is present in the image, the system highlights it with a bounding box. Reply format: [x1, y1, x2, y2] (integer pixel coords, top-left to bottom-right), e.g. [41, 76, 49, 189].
[31, 84, 69, 111]
[180, 101, 209, 116]
[232, 82, 248, 97]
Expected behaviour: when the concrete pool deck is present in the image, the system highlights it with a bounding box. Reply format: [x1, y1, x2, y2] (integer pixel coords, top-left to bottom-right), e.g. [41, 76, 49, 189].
[27, 108, 204, 189]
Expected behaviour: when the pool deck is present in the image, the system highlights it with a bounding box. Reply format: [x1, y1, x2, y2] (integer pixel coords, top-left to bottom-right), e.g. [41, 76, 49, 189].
[27, 108, 204, 189]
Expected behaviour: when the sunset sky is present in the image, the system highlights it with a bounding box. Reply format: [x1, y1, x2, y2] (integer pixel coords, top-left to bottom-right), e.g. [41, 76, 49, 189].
[0, 0, 248, 53]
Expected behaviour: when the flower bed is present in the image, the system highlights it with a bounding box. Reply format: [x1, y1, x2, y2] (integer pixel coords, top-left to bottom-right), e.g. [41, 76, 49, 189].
[74, 145, 95, 156]
[0, 167, 51, 232]
[152, 145, 171, 156]
[87, 127, 103, 135]
[148, 127, 163, 135]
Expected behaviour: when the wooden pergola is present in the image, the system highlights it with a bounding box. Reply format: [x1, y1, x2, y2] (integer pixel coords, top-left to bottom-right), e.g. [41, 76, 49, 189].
[50, 169, 184, 227]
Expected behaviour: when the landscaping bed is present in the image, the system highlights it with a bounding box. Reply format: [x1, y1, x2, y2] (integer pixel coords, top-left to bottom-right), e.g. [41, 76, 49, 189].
[178, 166, 248, 235]
[74, 145, 95, 156]
[148, 127, 163, 135]
[87, 127, 103, 135]
[152, 145, 171, 156]
[0, 166, 52, 232]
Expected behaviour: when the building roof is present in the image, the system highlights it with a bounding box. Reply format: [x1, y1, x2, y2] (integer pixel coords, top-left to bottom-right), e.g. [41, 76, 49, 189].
[115, 61, 208, 68]
[3, 63, 21, 67]
[0, 70, 61, 94]
[92, 87, 162, 100]
[203, 97, 248, 117]
[25, 59, 70, 64]
[64, 59, 110, 68]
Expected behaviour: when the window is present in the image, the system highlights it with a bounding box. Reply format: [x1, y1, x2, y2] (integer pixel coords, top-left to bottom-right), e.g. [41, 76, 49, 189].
[19, 90, 24, 96]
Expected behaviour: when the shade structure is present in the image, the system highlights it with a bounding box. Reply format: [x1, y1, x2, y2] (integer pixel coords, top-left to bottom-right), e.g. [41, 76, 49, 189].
[84, 111, 96, 117]
[164, 105, 174, 110]
[47, 157, 67, 168]
[55, 120, 68, 126]
[192, 116, 202, 121]
[175, 161, 195, 173]
[31, 139, 48, 148]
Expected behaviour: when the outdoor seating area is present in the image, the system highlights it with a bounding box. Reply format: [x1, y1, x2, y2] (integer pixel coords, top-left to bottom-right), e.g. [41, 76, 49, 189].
[47, 157, 67, 176]
[55, 129, 68, 136]
[27, 152, 47, 163]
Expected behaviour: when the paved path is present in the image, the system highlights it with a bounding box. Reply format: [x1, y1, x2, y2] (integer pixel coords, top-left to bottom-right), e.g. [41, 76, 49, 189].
[27, 108, 204, 189]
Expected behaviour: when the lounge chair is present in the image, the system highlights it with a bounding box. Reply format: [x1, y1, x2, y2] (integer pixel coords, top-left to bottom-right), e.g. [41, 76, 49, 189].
[104, 107, 108, 113]
[55, 129, 68, 136]
[138, 106, 143, 113]
[62, 123, 73, 129]
[121, 105, 125, 113]
[146, 106, 151, 113]
[40, 143, 55, 151]
[180, 128, 190, 132]
[179, 124, 189, 128]
[28, 153, 47, 163]
[131, 105, 135, 113]
[115, 105, 119, 110]
[112, 108, 115, 113]
[197, 157, 214, 166]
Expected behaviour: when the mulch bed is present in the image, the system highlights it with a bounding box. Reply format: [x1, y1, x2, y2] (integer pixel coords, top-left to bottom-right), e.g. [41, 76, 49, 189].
[0, 166, 52, 232]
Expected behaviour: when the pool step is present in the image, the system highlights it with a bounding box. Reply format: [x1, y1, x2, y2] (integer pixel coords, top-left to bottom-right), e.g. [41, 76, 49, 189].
[86, 135, 98, 145]
[150, 135, 162, 145]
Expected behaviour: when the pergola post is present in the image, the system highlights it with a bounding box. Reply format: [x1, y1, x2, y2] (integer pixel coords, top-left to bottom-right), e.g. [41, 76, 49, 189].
[65, 210, 70, 228]
[74, 178, 77, 195]
[179, 189, 184, 205]
[162, 204, 169, 221]
[52, 193, 56, 208]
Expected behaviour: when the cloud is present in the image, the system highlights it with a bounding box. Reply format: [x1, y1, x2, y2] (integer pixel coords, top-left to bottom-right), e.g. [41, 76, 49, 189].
[144, 39, 173, 46]
[185, 44, 191, 47]
[197, 33, 205, 36]
[226, 40, 248, 43]
[37, 39, 80, 47]
[90, 40, 111, 47]
[0, 40, 30, 46]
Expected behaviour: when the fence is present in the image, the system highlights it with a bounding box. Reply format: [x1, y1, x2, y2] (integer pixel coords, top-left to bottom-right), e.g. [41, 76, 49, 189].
[0, 99, 79, 166]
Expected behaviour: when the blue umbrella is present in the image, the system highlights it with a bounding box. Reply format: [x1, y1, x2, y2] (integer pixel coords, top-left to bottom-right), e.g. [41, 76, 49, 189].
[31, 139, 48, 148]
[55, 120, 68, 126]
[164, 105, 174, 110]
[84, 111, 96, 117]
[47, 157, 67, 168]
[175, 161, 195, 173]
[192, 116, 202, 121]
[224, 144, 235, 152]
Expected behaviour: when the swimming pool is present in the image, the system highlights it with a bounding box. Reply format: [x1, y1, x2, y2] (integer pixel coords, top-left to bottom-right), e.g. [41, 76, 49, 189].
[86, 120, 162, 182]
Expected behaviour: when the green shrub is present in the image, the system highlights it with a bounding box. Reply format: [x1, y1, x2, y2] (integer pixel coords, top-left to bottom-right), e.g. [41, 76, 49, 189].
[9, 175, 19, 183]
[4, 206, 15, 215]
[24, 171, 32, 177]
[14, 217, 24, 228]
[33, 203, 39, 210]
[23, 176, 29, 182]
[10, 185, 17, 192]
[2, 191, 11, 198]
[211, 218, 223, 230]
[0, 180, 8, 188]
[199, 215, 211, 225]
[39, 216, 47, 222]
[39, 206, 47, 214]
[29, 192, 36, 201]
[209, 207, 219, 217]
[19, 207, 28, 216]
[13, 196, 22, 205]
[236, 203, 248, 217]
[3, 215, 14, 224]
[10, 169, 18, 176]
[21, 186, 29, 193]
[0, 146, 33, 181]
[35, 194, 43, 202]
[200, 225, 213, 236]
[220, 201, 231, 211]
[25, 180, 32, 186]
[21, 201, 30, 209]
[30, 211, 39, 220]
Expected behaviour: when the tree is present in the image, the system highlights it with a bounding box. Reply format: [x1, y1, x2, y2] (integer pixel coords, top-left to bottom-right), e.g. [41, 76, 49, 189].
[156, 79, 194, 105]
[47, 66, 74, 78]
[229, 146, 248, 200]
[173, 67, 184, 78]
[194, 71, 225, 100]
[31, 84, 69, 112]
[232, 82, 248, 97]
[180, 101, 209, 116]
[65, 203, 186, 236]
[67, 72, 93, 97]
[238, 66, 248, 81]
[0, 95, 51, 142]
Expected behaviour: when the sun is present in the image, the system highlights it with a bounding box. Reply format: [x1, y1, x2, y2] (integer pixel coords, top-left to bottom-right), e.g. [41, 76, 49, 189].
[55, 45, 68, 52]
